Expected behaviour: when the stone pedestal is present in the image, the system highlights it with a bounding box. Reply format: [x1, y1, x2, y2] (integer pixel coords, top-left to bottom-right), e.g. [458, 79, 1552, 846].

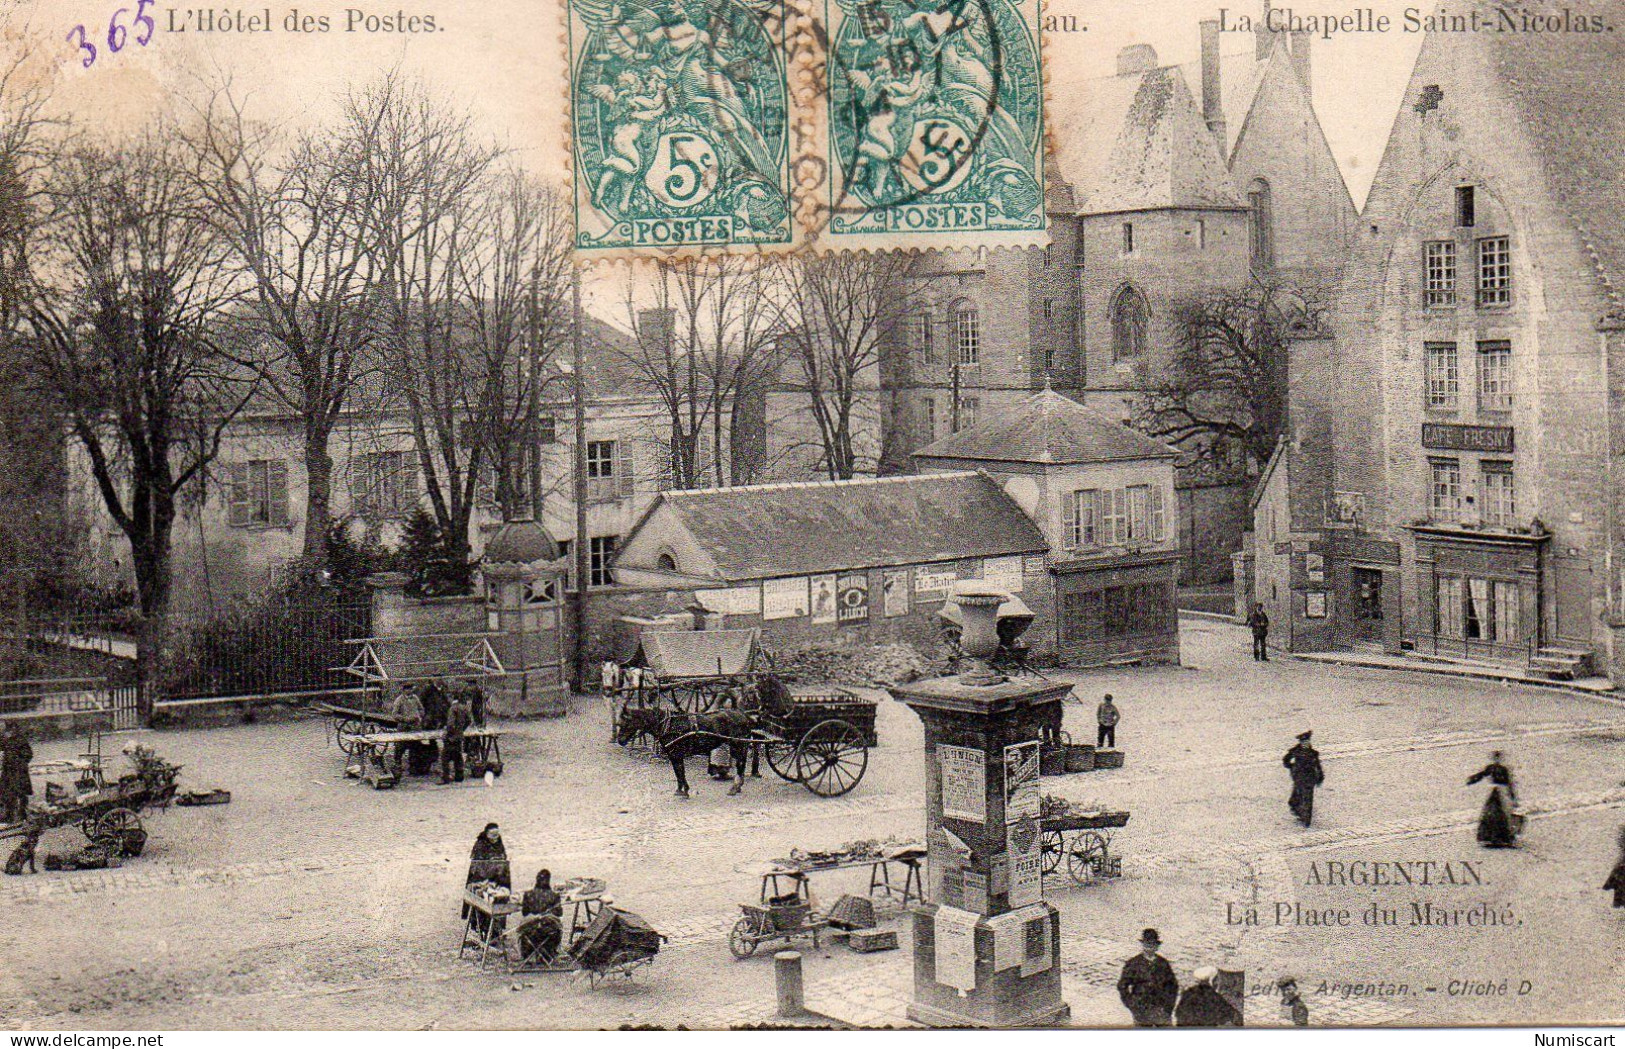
[890, 674, 1072, 1028]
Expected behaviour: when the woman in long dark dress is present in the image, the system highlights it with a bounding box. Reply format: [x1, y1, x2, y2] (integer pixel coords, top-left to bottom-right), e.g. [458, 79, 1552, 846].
[1467, 751, 1518, 848]
[1605, 827, 1625, 910]
[1, 721, 33, 823]
[518, 869, 565, 962]
[463, 823, 512, 931]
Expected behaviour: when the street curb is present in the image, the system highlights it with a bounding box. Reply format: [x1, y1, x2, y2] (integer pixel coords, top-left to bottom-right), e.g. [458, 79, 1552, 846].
[1289, 652, 1624, 707]
[1179, 609, 1242, 624]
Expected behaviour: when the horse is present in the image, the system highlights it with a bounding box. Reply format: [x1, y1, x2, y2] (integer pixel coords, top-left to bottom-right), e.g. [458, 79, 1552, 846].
[616, 706, 756, 798]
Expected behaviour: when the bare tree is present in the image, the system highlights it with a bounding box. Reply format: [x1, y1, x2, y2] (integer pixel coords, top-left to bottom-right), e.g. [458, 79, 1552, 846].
[697, 256, 783, 486]
[351, 73, 507, 588]
[617, 262, 715, 492]
[769, 252, 936, 479]
[1137, 277, 1324, 473]
[456, 170, 574, 521]
[24, 136, 257, 706]
[185, 80, 382, 564]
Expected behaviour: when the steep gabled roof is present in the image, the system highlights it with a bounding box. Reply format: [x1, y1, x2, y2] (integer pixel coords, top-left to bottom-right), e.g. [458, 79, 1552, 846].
[1176, 44, 1271, 159]
[913, 389, 1179, 465]
[629, 472, 1046, 582]
[1055, 65, 1245, 215]
[1481, 1, 1625, 307]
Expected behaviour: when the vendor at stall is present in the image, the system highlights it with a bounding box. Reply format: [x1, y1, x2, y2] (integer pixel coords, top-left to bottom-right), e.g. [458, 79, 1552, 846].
[518, 869, 565, 961]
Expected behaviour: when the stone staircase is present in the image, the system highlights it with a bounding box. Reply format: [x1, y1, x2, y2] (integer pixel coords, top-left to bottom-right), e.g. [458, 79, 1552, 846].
[1528, 646, 1593, 681]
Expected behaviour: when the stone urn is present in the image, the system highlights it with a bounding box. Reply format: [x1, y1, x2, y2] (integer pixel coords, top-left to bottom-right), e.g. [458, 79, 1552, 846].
[949, 583, 1009, 687]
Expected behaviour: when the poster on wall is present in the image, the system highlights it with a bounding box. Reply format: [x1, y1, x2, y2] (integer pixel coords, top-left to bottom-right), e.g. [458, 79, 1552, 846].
[934, 906, 980, 993]
[810, 574, 838, 625]
[883, 569, 911, 617]
[914, 563, 957, 598]
[695, 586, 761, 616]
[762, 577, 810, 620]
[1306, 592, 1328, 618]
[1306, 553, 1326, 584]
[837, 573, 870, 624]
[938, 745, 986, 823]
[983, 555, 1025, 594]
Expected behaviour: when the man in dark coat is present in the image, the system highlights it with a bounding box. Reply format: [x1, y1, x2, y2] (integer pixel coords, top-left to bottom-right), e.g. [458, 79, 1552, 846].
[1247, 603, 1270, 660]
[419, 681, 449, 731]
[1283, 730, 1324, 827]
[1, 721, 33, 823]
[1175, 966, 1241, 1027]
[441, 692, 472, 784]
[1118, 928, 1179, 1026]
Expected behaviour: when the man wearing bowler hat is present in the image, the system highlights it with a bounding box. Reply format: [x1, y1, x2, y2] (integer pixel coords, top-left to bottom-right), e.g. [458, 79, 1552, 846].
[1117, 928, 1179, 1026]
[1283, 730, 1325, 827]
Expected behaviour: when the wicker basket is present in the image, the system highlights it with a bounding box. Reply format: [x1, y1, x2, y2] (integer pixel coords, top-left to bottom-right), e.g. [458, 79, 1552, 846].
[1095, 749, 1125, 769]
[1065, 744, 1096, 773]
[770, 902, 811, 932]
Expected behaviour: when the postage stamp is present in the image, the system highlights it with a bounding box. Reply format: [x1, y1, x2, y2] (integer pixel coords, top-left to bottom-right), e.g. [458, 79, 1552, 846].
[568, 0, 796, 253]
[820, 0, 1047, 249]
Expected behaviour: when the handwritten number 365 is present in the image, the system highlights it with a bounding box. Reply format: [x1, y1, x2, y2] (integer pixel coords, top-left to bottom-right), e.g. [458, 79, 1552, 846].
[68, 0, 156, 69]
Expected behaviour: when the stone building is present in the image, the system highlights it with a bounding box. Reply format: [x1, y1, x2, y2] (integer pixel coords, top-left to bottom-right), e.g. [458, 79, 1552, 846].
[1248, 3, 1625, 682]
[613, 389, 1183, 668]
[884, 4, 1356, 584]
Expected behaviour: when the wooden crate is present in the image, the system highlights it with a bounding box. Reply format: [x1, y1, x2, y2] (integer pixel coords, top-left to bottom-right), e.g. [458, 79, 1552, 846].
[1094, 750, 1124, 769]
[847, 928, 898, 953]
[1065, 744, 1096, 773]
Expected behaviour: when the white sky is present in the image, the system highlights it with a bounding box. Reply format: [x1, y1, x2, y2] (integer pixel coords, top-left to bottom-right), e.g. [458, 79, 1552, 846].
[8, 0, 1425, 313]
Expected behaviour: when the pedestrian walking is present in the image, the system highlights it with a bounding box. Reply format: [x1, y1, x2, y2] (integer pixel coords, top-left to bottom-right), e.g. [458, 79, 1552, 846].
[442, 691, 473, 784]
[1282, 730, 1324, 827]
[1, 721, 33, 824]
[1175, 966, 1240, 1027]
[1467, 751, 1519, 848]
[1277, 977, 1309, 1025]
[1097, 693, 1120, 749]
[1604, 827, 1625, 911]
[1117, 928, 1178, 1027]
[1247, 603, 1270, 661]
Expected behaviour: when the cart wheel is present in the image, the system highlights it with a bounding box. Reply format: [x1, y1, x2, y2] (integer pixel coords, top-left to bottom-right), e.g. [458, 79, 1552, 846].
[1067, 831, 1108, 884]
[94, 807, 141, 851]
[728, 916, 760, 959]
[79, 815, 101, 841]
[763, 741, 799, 782]
[607, 949, 641, 982]
[794, 720, 868, 797]
[1040, 829, 1066, 874]
[336, 719, 365, 756]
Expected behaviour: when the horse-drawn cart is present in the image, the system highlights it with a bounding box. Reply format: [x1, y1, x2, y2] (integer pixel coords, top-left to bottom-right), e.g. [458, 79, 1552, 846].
[1039, 806, 1129, 885]
[755, 684, 877, 798]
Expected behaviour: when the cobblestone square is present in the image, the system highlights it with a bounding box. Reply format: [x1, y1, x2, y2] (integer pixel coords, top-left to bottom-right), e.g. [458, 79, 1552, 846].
[2, 619, 1623, 1029]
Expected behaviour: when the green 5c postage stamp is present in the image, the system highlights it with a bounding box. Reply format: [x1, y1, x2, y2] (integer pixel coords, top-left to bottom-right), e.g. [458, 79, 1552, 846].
[823, 0, 1046, 249]
[569, 0, 794, 253]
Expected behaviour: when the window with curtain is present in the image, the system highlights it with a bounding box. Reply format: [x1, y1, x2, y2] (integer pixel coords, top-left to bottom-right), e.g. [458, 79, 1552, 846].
[1464, 577, 1490, 640]
[1482, 463, 1515, 526]
[1493, 581, 1520, 643]
[1436, 576, 1464, 638]
[1429, 458, 1461, 515]
[1478, 341, 1512, 411]
[1425, 342, 1459, 409]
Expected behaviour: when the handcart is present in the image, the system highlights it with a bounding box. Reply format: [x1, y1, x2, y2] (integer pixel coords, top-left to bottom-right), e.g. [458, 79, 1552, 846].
[1040, 809, 1130, 885]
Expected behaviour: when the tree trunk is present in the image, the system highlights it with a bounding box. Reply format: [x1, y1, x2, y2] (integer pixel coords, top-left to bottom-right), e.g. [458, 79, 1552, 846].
[303, 415, 335, 560]
[129, 522, 174, 721]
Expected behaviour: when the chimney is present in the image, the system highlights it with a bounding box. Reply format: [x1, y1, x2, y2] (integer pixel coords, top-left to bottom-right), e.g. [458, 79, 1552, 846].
[1255, 0, 1274, 60]
[1116, 44, 1158, 77]
[637, 307, 675, 356]
[1200, 19, 1226, 145]
[1289, 29, 1312, 89]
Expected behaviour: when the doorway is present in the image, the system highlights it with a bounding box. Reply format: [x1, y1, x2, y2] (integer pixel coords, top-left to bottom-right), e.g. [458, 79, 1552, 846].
[1351, 567, 1383, 644]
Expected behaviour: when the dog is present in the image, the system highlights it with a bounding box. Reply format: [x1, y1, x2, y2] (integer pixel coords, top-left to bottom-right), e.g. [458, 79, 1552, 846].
[5, 828, 40, 876]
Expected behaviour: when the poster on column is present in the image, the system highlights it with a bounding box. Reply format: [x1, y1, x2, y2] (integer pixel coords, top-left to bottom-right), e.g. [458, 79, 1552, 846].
[1007, 816, 1043, 907]
[933, 905, 980, 994]
[1004, 741, 1041, 821]
[938, 745, 986, 823]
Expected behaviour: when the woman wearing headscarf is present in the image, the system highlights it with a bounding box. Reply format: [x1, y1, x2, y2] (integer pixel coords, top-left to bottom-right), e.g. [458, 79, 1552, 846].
[1467, 751, 1519, 848]
[466, 823, 511, 887]
[518, 869, 565, 962]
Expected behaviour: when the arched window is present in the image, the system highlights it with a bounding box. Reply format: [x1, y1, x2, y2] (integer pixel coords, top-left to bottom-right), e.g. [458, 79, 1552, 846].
[656, 551, 678, 572]
[1110, 285, 1149, 361]
[1248, 178, 1274, 274]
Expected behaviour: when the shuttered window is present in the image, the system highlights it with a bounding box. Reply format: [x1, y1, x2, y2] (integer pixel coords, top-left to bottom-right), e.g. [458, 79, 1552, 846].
[227, 460, 289, 528]
[585, 440, 635, 503]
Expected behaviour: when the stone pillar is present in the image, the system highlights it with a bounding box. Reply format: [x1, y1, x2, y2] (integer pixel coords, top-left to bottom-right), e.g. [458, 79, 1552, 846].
[484, 562, 569, 717]
[890, 674, 1073, 1028]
